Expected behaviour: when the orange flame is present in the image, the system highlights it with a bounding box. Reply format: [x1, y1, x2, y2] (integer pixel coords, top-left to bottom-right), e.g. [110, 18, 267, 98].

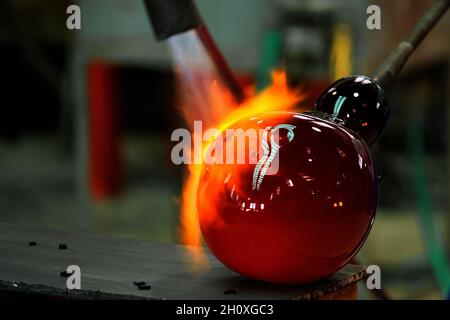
[178, 70, 304, 267]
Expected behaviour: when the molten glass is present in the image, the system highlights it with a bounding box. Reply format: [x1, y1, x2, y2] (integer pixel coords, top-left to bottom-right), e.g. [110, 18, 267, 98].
[197, 111, 378, 284]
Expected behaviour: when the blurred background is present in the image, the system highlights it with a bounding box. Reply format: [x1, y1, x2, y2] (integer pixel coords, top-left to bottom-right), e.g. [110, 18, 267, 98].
[0, 0, 448, 299]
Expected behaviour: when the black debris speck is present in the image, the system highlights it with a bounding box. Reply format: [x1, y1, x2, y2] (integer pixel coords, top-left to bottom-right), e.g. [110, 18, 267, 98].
[138, 284, 151, 290]
[58, 243, 68, 250]
[28, 241, 37, 246]
[224, 289, 236, 295]
[60, 270, 74, 277]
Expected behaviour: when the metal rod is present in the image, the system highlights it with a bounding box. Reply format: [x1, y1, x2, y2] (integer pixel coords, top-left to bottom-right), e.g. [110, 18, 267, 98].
[372, 0, 449, 90]
[143, 0, 202, 41]
[196, 25, 246, 103]
[144, 0, 245, 103]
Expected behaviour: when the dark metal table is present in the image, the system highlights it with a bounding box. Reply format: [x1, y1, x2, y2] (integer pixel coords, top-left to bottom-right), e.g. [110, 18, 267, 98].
[0, 223, 366, 299]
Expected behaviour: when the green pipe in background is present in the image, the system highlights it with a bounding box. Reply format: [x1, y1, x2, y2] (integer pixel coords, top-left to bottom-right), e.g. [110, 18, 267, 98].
[257, 29, 282, 91]
[407, 114, 450, 297]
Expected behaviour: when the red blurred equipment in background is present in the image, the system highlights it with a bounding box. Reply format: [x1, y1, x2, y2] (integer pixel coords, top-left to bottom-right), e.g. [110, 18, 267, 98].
[88, 62, 123, 200]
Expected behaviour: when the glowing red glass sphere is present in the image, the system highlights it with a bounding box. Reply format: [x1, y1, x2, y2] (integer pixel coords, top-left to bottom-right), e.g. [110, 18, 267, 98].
[197, 111, 378, 284]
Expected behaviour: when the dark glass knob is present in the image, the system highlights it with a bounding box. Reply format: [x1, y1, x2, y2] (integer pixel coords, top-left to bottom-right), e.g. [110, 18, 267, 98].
[314, 75, 389, 145]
